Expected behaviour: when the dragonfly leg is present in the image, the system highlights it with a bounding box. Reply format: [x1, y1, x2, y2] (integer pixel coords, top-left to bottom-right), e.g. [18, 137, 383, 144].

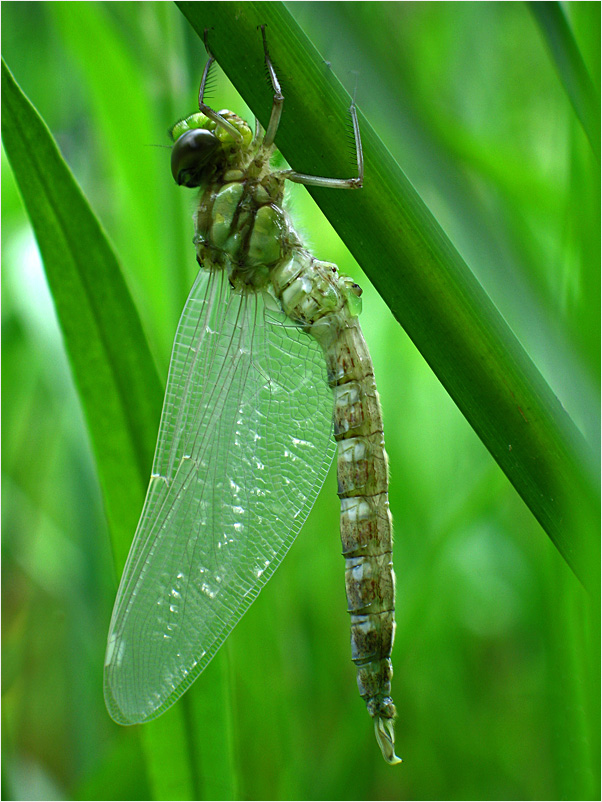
[197, 28, 216, 108]
[251, 119, 263, 150]
[279, 100, 363, 190]
[197, 28, 244, 143]
[259, 24, 285, 149]
[260, 25, 363, 189]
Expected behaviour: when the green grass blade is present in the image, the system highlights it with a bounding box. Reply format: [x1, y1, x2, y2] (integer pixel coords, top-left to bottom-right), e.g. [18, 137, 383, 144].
[529, 1, 601, 162]
[141, 706, 197, 800]
[175, 2, 599, 591]
[140, 651, 237, 800]
[49, 2, 189, 352]
[1, 57, 162, 570]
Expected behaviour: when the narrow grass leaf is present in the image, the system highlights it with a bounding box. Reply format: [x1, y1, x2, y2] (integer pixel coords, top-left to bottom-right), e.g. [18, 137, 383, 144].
[529, 1, 601, 162]
[49, 2, 183, 348]
[1, 57, 162, 569]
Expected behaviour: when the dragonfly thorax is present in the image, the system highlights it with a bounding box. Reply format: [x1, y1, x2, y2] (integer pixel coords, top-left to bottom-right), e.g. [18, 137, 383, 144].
[193, 171, 293, 291]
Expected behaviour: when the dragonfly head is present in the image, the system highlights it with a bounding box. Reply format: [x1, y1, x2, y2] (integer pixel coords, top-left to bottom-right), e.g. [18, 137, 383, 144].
[170, 111, 253, 188]
[171, 128, 220, 188]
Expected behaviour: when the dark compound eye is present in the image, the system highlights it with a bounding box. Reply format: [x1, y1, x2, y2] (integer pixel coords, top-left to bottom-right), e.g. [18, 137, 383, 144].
[171, 129, 219, 187]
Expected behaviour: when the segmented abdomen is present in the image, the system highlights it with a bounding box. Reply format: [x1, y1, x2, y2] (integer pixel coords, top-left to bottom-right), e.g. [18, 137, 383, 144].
[273, 251, 400, 764]
[326, 318, 399, 764]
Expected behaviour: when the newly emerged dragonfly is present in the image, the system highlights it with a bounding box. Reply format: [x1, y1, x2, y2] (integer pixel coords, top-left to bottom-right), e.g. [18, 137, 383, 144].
[104, 27, 400, 765]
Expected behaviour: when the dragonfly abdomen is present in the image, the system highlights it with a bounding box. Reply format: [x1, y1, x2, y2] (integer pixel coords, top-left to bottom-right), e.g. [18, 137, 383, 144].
[270, 250, 400, 763]
[328, 317, 400, 764]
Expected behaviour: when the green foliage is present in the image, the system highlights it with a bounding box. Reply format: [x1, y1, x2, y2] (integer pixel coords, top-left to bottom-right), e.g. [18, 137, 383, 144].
[1, 57, 162, 568]
[2, 2, 599, 800]
[529, 1, 600, 161]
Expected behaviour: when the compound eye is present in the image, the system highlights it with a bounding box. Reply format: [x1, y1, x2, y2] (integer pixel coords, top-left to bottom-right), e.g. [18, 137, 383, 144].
[171, 129, 219, 187]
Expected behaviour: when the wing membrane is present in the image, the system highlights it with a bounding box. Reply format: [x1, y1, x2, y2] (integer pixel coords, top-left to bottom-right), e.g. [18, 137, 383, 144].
[104, 267, 335, 724]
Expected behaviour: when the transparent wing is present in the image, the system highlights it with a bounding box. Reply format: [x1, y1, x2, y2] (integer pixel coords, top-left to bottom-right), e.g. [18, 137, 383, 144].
[104, 267, 335, 724]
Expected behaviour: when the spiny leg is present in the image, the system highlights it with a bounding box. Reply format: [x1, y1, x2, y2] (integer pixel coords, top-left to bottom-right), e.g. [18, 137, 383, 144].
[197, 28, 244, 143]
[259, 24, 284, 148]
[197, 28, 216, 108]
[280, 99, 363, 189]
[260, 25, 363, 189]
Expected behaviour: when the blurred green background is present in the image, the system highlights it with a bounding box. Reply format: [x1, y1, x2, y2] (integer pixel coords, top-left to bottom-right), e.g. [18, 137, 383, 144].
[2, 2, 599, 800]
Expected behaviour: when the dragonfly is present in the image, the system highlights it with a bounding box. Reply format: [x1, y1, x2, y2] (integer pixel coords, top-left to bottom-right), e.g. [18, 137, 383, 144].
[104, 26, 400, 765]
